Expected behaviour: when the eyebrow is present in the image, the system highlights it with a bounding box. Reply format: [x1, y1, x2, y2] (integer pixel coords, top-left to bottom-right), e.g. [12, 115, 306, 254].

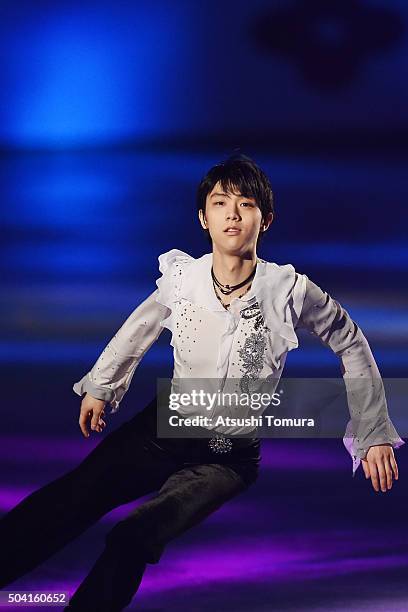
[210, 192, 254, 200]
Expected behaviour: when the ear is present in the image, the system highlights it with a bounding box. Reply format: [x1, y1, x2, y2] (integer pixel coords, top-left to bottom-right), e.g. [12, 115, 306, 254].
[198, 209, 207, 229]
[261, 212, 273, 232]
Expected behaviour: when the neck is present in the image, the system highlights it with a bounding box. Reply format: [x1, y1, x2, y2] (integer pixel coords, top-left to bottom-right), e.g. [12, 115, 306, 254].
[211, 247, 257, 286]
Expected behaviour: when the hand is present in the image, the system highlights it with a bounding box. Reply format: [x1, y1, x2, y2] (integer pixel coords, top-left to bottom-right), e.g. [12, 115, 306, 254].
[361, 444, 399, 492]
[78, 393, 107, 438]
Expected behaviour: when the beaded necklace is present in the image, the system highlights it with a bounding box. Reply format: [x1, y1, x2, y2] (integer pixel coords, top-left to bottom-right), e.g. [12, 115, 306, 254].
[213, 281, 252, 309]
[211, 260, 257, 310]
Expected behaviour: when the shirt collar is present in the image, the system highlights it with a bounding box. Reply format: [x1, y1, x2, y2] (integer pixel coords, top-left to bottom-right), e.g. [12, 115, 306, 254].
[181, 252, 273, 314]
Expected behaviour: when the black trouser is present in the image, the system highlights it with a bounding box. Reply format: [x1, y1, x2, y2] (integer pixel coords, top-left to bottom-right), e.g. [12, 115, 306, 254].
[0, 395, 261, 611]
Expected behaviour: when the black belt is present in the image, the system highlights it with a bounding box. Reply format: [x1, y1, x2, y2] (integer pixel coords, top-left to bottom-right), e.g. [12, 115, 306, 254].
[139, 398, 259, 456]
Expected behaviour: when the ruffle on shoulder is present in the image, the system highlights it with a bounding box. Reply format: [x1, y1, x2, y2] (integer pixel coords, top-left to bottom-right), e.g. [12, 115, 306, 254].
[256, 262, 307, 372]
[154, 248, 194, 345]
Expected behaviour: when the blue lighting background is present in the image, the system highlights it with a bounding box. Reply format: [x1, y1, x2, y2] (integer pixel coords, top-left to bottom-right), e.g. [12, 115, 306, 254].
[1, 1, 407, 607]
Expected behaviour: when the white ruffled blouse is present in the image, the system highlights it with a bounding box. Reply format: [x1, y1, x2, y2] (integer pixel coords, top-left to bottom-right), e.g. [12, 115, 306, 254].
[73, 248, 405, 476]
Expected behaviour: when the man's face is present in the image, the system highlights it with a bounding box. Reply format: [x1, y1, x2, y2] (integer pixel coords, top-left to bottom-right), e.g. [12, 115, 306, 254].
[199, 181, 269, 252]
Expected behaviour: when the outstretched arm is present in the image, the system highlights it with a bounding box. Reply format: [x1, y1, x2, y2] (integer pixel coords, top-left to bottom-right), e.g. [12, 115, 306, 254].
[73, 288, 171, 414]
[295, 274, 405, 488]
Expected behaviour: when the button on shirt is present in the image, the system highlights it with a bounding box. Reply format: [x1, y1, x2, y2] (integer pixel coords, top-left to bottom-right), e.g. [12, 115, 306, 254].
[73, 248, 405, 477]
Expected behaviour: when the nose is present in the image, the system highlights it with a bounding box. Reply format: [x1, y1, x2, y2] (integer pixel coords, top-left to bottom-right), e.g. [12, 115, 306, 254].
[226, 204, 240, 221]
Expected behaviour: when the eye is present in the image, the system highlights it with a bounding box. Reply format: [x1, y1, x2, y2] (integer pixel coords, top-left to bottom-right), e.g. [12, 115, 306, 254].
[241, 202, 254, 207]
[215, 201, 225, 206]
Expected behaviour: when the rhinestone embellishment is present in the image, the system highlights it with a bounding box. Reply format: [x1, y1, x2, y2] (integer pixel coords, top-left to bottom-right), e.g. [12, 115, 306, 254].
[208, 435, 233, 453]
[240, 301, 265, 331]
[237, 300, 270, 394]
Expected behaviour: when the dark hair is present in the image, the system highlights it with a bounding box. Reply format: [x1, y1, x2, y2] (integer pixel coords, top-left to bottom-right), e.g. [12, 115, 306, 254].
[196, 152, 274, 248]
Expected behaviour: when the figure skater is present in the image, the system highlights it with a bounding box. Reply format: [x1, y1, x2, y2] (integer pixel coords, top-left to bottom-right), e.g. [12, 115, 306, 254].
[0, 153, 404, 611]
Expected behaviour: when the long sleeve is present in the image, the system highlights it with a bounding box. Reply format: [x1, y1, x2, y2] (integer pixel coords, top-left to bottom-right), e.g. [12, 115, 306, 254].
[72, 288, 171, 414]
[295, 274, 405, 477]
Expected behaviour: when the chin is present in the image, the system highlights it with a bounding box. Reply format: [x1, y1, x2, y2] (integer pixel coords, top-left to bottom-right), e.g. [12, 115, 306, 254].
[220, 243, 252, 256]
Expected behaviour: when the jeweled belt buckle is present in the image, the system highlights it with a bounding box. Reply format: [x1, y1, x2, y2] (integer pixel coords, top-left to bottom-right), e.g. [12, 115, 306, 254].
[208, 435, 233, 454]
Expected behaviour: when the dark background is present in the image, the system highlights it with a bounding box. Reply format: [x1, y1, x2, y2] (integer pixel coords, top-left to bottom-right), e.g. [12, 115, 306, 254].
[1, 1, 407, 609]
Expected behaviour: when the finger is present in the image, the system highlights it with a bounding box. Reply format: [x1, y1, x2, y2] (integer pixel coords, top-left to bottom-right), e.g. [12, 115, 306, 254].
[384, 457, 393, 490]
[95, 417, 106, 433]
[376, 460, 388, 493]
[79, 410, 91, 438]
[94, 413, 106, 429]
[361, 460, 371, 479]
[91, 410, 102, 430]
[369, 461, 380, 492]
[390, 453, 398, 481]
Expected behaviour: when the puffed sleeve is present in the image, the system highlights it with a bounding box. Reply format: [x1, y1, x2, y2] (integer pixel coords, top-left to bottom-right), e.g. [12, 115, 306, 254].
[154, 248, 193, 306]
[295, 273, 405, 477]
[72, 288, 171, 414]
[154, 247, 194, 336]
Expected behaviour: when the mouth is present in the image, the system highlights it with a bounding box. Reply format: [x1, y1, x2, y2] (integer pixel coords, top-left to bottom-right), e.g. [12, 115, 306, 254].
[224, 228, 241, 234]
